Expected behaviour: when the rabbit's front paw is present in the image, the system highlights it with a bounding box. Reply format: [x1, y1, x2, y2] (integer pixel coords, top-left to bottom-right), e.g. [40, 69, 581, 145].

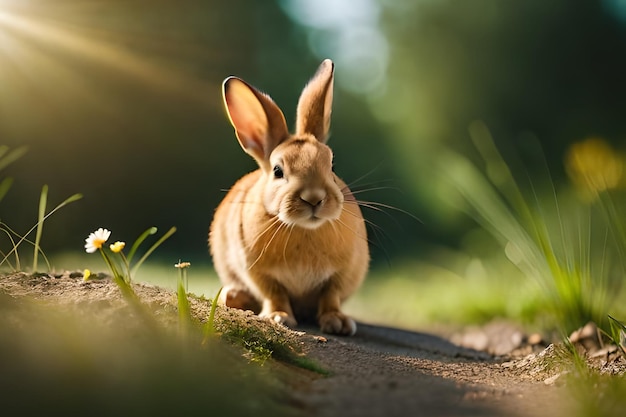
[220, 286, 260, 312]
[319, 311, 357, 336]
[260, 311, 298, 328]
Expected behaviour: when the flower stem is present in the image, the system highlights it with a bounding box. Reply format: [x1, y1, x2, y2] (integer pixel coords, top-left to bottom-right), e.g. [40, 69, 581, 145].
[119, 251, 132, 284]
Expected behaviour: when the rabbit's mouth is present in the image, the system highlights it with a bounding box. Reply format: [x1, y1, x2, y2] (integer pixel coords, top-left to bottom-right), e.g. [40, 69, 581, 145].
[295, 215, 327, 230]
[306, 214, 324, 225]
[279, 209, 336, 230]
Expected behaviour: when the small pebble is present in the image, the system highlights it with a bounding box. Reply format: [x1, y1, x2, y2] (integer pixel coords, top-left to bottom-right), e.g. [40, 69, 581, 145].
[544, 371, 568, 386]
[527, 333, 543, 346]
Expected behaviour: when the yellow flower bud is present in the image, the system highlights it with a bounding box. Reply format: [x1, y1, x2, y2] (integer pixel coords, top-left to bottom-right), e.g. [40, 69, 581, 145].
[110, 241, 126, 253]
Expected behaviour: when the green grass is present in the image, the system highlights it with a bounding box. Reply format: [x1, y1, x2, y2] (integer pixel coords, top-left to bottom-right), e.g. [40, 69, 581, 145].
[0, 145, 82, 272]
[437, 122, 626, 335]
[345, 258, 547, 332]
[607, 315, 626, 356]
[571, 373, 626, 417]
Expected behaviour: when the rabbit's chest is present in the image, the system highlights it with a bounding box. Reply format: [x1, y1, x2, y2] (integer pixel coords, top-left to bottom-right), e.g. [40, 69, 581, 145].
[248, 231, 340, 296]
[269, 263, 333, 297]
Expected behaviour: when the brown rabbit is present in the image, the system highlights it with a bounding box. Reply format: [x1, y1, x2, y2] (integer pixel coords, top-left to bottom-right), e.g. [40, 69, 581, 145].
[209, 59, 369, 335]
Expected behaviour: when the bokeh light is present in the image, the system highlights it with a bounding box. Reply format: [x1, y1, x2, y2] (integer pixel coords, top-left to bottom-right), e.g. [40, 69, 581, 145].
[278, 0, 389, 94]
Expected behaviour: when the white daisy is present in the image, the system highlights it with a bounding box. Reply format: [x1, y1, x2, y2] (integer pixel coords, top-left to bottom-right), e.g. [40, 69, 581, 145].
[85, 228, 111, 253]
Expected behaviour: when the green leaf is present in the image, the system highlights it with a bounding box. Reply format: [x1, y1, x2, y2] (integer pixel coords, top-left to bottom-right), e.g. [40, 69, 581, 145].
[0, 145, 28, 171]
[126, 227, 158, 264]
[130, 226, 176, 276]
[0, 177, 14, 203]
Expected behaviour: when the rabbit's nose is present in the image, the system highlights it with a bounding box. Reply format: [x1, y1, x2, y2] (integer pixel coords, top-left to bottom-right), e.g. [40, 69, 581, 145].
[300, 188, 326, 208]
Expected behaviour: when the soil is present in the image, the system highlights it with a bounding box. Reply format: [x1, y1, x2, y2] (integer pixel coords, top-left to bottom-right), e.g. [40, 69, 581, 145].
[1, 272, 623, 417]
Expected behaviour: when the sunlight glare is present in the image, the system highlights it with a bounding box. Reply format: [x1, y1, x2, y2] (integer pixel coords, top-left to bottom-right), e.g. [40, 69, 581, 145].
[0, 4, 213, 108]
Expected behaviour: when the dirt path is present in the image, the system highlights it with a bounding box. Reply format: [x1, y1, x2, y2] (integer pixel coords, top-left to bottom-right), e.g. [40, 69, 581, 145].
[0, 272, 571, 417]
[292, 323, 568, 417]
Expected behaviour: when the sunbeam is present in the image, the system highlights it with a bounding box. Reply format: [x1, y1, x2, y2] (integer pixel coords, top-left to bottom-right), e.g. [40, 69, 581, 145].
[0, 3, 214, 106]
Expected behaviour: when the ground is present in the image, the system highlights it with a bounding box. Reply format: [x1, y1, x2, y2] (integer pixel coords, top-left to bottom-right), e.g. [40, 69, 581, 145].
[294, 324, 569, 417]
[0, 272, 623, 417]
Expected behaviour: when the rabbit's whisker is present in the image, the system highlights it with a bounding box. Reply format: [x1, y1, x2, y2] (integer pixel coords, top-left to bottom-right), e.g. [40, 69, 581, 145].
[334, 215, 369, 247]
[328, 217, 340, 240]
[340, 198, 391, 241]
[333, 217, 357, 239]
[281, 224, 300, 279]
[245, 217, 282, 268]
[345, 185, 403, 196]
[244, 217, 281, 251]
[342, 161, 387, 190]
[226, 199, 265, 206]
[282, 224, 296, 265]
[354, 200, 422, 224]
[339, 207, 391, 264]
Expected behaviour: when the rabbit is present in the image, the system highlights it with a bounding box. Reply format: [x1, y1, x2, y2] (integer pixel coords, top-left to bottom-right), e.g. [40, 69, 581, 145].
[209, 59, 369, 336]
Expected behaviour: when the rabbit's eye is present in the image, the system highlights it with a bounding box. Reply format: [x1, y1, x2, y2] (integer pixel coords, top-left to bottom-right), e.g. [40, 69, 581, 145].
[273, 165, 284, 179]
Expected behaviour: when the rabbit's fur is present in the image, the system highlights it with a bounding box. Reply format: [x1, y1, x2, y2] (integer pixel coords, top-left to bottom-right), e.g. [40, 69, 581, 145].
[209, 60, 369, 335]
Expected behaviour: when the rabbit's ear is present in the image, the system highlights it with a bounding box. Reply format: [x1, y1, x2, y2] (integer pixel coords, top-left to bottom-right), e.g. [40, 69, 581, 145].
[222, 77, 289, 167]
[295, 59, 334, 143]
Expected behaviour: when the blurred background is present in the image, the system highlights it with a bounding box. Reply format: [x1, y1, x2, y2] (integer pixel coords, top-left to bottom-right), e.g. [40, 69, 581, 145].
[2, 0, 626, 330]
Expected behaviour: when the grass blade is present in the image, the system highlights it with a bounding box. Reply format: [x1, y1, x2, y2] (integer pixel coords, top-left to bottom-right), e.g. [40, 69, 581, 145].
[0, 192, 82, 270]
[0, 177, 14, 203]
[0, 145, 28, 171]
[608, 315, 626, 356]
[203, 287, 223, 344]
[126, 227, 158, 264]
[32, 185, 48, 272]
[0, 224, 20, 270]
[130, 226, 176, 276]
[177, 278, 192, 335]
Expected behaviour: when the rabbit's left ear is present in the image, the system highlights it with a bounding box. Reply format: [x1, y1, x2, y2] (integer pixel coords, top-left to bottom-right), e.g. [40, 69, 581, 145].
[222, 76, 289, 168]
[295, 59, 334, 143]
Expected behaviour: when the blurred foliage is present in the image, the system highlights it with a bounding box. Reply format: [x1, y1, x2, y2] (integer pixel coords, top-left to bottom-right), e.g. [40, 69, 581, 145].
[0, 285, 296, 417]
[442, 125, 625, 333]
[1, 0, 626, 272]
[367, 0, 626, 239]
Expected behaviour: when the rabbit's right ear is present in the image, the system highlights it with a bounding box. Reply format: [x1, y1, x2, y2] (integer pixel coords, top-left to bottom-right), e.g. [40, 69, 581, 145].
[222, 77, 289, 169]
